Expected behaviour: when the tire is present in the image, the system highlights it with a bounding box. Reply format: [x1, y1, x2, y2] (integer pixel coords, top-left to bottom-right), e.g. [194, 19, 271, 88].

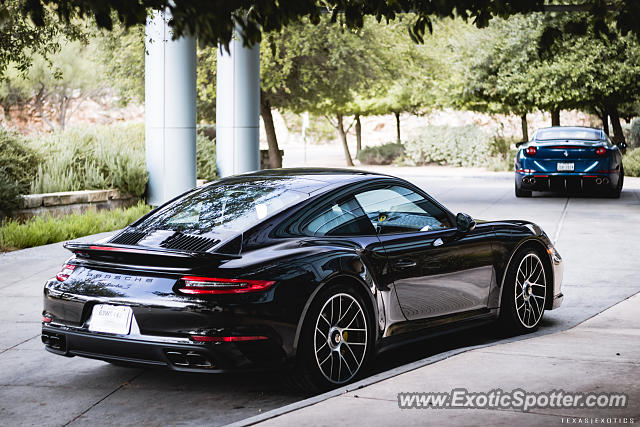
[609, 166, 624, 199]
[515, 182, 532, 198]
[499, 248, 548, 334]
[285, 284, 375, 394]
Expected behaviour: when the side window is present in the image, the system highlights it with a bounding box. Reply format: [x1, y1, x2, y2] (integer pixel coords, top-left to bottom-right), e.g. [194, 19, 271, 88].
[354, 185, 452, 234]
[302, 197, 375, 236]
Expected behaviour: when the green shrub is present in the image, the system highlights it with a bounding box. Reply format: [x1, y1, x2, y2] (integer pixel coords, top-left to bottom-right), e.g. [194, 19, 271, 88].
[196, 132, 218, 181]
[403, 125, 493, 168]
[26, 124, 218, 194]
[631, 118, 640, 148]
[357, 143, 404, 165]
[0, 202, 152, 251]
[0, 129, 41, 212]
[28, 124, 148, 196]
[624, 147, 640, 177]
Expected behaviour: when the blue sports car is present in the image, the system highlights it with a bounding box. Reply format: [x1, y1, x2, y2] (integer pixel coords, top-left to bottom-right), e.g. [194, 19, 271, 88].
[515, 126, 625, 198]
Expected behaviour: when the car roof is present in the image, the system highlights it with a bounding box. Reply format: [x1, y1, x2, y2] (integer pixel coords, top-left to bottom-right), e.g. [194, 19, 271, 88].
[533, 126, 604, 137]
[219, 168, 394, 194]
[536, 126, 601, 132]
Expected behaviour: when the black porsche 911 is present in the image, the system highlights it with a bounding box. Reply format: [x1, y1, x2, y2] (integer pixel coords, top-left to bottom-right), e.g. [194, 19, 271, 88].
[42, 169, 563, 391]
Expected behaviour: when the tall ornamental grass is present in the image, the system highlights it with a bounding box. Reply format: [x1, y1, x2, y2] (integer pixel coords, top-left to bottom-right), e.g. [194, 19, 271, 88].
[28, 124, 148, 196]
[0, 202, 151, 251]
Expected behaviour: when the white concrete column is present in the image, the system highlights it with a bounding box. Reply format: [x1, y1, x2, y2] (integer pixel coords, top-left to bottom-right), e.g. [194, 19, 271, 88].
[216, 31, 260, 178]
[145, 10, 197, 206]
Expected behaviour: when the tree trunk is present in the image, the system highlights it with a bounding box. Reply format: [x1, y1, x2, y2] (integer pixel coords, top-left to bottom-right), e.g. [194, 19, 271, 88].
[551, 109, 560, 126]
[355, 114, 362, 156]
[601, 108, 610, 136]
[259, 93, 282, 169]
[521, 113, 529, 141]
[336, 113, 354, 167]
[394, 111, 401, 144]
[59, 96, 68, 130]
[35, 86, 55, 131]
[609, 105, 626, 144]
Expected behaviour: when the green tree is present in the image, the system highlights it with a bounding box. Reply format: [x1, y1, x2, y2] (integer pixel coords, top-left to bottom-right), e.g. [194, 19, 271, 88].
[95, 25, 145, 105]
[5, 39, 108, 129]
[197, 17, 393, 167]
[21, 0, 640, 52]
[455, 14, 640, 143]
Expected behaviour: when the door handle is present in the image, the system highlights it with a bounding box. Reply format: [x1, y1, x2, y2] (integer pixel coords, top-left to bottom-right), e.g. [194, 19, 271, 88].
[393, 259, 417, 270]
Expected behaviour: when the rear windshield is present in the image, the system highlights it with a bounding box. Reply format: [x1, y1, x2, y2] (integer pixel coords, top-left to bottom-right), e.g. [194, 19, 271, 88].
[136, 182, 307, 237]
[535, 128, 602, 141]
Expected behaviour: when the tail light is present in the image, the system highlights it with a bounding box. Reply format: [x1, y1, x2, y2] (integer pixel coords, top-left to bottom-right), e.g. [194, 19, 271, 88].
[525, 146, 537, 156]
[595, 147, 607, 156]
[56, 264, 76, 281]
[178, 276, 275, 295]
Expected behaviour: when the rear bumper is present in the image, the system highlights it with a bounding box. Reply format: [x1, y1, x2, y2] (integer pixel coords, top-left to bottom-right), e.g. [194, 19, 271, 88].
[516, 172, 619, 193]
[42, 323, 287, 372]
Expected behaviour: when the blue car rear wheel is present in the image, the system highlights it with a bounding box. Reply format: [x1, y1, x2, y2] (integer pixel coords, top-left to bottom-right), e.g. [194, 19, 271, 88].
[515, 181, 532, 198]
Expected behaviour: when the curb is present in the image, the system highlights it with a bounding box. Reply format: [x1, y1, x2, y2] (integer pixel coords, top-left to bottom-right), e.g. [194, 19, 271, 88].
[225, 291, 640, 427]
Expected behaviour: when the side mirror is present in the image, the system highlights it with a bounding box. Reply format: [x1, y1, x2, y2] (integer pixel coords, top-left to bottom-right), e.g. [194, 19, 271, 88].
[515, 141, 527, 148]
[456, 213, 476, 233]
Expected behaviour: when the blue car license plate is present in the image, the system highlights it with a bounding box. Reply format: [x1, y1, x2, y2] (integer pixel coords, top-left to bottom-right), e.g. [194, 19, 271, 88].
[557, 162, 574, 171]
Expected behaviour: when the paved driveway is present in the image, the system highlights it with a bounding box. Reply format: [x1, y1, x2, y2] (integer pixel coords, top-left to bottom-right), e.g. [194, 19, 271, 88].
[1, 168, 639, 426]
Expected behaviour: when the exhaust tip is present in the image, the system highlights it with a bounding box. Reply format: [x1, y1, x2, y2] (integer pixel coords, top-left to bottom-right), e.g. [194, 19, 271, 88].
[595, 178, 603, 185]
[165, 350, 215, 369]
[602, 177, 610, 184]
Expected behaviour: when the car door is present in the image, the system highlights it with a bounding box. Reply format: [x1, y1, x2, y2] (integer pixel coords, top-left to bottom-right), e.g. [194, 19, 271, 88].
[353, 184, 496, 321]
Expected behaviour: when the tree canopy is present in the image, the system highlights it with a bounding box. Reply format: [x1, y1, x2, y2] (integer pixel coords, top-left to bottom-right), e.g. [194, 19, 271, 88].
[17, 0, 640, 50]
[455, 12, 640, 141]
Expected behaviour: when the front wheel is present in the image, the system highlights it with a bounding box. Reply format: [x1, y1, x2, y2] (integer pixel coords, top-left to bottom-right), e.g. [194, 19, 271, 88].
[499, 249, 547, 334]
[286, 285, 374, 393]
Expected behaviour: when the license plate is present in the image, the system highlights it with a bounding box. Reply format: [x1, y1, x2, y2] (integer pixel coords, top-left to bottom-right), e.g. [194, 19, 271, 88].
[557, 162, 574, 171]
[89, 304, 133, 335]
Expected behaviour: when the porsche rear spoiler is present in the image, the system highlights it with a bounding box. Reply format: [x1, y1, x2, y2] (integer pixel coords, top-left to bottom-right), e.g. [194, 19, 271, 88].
[63, 242, 240, 270]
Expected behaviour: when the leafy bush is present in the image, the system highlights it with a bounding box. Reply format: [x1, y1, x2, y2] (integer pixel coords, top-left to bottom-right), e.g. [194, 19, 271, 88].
[0, 202, 152, 251]
[29, 124, 148, 196]
[25, 123, 218, 195]
[485, 135, 517, 171]
[196, 131, 218, 181]
[631, 118, 640, 148]
[0, 129, 41, 212]
[403, 125, 493, 168]
[357, 143, 404, 165]
[624, 147, 640, 177]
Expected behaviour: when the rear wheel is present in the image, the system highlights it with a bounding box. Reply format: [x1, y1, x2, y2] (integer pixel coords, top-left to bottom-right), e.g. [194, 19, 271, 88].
[286, 284, 374, 393]
[609, 166, 624, 198]
[515, 182, 532, 198]
[499, 248, 547, 334]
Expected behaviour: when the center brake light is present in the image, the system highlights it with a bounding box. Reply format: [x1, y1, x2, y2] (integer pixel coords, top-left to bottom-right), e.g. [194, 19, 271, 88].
[178, 276, 275, 295]
[56, 264, 76, 281]
[525, 146, 537, 156]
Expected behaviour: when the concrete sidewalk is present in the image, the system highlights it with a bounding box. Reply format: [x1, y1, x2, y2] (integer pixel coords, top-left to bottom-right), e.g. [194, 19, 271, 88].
[254, 292, 640, 426]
